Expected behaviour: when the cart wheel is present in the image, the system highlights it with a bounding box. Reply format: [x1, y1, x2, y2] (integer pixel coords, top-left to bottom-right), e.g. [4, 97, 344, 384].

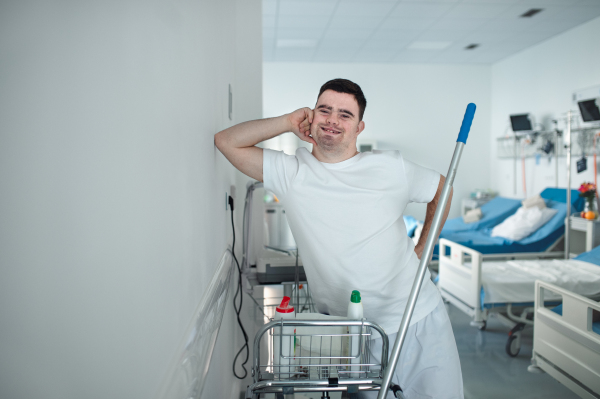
[505, 335, 520, 357]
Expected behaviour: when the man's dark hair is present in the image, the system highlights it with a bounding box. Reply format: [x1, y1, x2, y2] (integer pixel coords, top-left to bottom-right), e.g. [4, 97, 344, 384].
[318, 78, 367, 121]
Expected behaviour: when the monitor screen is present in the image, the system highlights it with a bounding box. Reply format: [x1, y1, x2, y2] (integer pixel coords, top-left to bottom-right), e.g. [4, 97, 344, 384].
[510, 114, 532, 131]
[578, 99, 600, 122]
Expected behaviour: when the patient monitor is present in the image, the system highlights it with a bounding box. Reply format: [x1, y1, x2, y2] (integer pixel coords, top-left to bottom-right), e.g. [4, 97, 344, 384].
[573, 84, 600, 124]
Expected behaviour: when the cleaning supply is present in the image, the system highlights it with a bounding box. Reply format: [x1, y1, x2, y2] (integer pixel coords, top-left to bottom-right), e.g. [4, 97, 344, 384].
[273, 296, 295, 376]
[347, 290, 363, 372]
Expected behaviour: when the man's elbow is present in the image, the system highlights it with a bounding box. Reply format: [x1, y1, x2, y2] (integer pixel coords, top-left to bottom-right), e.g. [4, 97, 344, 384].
[214, 131, 226, 151]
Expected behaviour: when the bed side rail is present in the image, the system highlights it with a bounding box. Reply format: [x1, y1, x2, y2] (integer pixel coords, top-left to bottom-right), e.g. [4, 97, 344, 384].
[534, 281, 600, 395]
[438, 239, 483, 314]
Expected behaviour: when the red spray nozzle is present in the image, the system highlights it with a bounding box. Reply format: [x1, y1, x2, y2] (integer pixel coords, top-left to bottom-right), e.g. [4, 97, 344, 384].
[276, 296, 294, 313]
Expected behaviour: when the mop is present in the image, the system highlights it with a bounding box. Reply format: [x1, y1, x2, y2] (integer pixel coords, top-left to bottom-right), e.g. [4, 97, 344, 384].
[377, 103, 476, 399]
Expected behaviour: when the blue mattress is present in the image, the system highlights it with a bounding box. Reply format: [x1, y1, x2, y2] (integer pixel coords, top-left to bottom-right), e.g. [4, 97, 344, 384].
[573, 243, 600, 266]
[435, 188, 584, 257]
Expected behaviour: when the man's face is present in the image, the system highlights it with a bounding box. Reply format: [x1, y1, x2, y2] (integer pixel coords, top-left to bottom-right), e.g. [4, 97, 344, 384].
[311, 90, 364, 155]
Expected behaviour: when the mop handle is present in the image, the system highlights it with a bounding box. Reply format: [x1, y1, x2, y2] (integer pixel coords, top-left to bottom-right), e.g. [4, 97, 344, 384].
[377, 103, 476, 399]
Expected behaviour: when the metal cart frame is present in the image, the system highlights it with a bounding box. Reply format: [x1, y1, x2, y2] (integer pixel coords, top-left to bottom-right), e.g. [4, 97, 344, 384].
[246, 319, 389, 399]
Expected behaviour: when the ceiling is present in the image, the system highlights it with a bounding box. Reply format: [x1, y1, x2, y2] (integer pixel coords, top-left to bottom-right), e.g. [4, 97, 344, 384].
[263, 0, 600, 64]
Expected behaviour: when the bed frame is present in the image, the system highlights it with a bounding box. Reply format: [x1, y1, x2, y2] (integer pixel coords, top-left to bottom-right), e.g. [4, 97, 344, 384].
[528, 281, 600, 398]
[437, 238, 564, 356]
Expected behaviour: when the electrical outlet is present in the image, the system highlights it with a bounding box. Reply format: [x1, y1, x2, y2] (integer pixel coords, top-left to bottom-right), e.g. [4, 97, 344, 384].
[230, 185, 236, 199]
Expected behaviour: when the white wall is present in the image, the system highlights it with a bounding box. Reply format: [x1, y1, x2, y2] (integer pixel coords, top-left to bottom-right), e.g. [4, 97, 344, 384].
[490, 16, 600, 199]
[0, 1, 261, 398]
[263, 63, 491, 219]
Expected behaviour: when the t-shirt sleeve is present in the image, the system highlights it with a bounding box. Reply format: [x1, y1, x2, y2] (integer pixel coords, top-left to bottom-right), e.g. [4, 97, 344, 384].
[402, 158, 440, 203]
[263, 149, 299, 198]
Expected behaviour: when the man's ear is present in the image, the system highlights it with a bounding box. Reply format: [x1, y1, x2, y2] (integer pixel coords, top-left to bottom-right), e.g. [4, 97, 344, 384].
[356, 120, 365, 136]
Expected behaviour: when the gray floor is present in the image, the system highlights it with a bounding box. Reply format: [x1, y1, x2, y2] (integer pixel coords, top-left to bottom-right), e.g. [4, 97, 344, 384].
[447, 303, 579, 399]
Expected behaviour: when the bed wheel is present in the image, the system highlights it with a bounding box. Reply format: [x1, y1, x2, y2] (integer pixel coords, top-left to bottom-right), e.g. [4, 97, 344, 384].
[478, 320, 486, 331]
[506, 335, 520, 357]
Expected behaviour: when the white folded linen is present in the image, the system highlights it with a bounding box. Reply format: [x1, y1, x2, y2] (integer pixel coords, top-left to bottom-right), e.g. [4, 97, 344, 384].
[521, 194, 546, 209]
[462, 208, 482, 224]
[491, 206, 557, 241]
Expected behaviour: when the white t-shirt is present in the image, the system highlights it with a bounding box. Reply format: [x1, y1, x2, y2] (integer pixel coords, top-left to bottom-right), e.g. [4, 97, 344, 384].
[263, 147, 442, 333]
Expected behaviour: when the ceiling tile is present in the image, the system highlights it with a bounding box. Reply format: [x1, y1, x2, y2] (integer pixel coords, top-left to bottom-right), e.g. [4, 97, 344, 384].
[277, 15, 331, 29]
[428, 51, 477, 64]
[322, 28, 375, 40]
[263, 14, 277, 29]
[263, 27, 276, 40]
[371, 28, 424, 42]
[476, 17, 535, 32]
[461, 0, 521, 3]
[263, 0, 277, 15]
[329, 15, 387, 29]
[334, 1, 398, 17]
[416, 29, 470, 41]
[390, 3, 454, 19]
[429, 17, 490, 31]
[444, 3, 512, 19]
[392, 49, 439, 63]
[380, 17, 437, 30]
[459, 30, 512, 45]
[278, 0, 338, 16]
[527, 18, 581, 34]
[363, 37, 412, 50]
[277, 27, 326, 40]
[311, 50, 356, 63]
[498, 4, 569, 20]
[274, 48, 316, 62]
[468, 50, 514, 63]
[354, 48, 397, 63]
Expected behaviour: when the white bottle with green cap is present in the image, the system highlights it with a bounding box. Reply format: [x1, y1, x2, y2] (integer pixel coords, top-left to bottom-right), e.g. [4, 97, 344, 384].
[347, 290, 363, 372]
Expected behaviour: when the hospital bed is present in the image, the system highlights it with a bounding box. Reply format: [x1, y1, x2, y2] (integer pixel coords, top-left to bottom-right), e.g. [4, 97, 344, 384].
[433, 188, 584, 259]
[437, 239, 600, 357]
[529, 281, 600, 398]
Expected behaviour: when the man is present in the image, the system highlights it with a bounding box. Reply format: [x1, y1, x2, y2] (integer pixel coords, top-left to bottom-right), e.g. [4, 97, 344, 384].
[215, 79, 463, 399]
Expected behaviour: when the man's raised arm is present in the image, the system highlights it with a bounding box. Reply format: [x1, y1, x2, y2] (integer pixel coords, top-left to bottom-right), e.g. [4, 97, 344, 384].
[214, 108, 316, 182]
[415, 175, 453, 259]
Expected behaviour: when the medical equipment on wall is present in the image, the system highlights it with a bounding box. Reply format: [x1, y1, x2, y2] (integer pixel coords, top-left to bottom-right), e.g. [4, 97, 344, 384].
[242, 181, 307, 287]
[510, 113, 534, 132]
[573, 84, 600, 126]
[378, 103, 476, 399]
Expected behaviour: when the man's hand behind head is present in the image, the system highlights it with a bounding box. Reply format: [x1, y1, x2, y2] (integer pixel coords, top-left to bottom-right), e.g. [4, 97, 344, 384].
[287, 107, 316, 145]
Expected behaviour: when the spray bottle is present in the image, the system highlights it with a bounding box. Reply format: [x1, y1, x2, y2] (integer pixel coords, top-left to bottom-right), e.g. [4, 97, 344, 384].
[347, 290, 363, 372]
[273, 296, 295, 376]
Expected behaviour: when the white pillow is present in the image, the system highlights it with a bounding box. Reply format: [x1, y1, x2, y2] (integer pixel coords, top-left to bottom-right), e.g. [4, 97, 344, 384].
[491, 206, 557, 241]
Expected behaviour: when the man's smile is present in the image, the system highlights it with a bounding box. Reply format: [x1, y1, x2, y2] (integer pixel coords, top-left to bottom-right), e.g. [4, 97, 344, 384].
[320, 125, 341, 135]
